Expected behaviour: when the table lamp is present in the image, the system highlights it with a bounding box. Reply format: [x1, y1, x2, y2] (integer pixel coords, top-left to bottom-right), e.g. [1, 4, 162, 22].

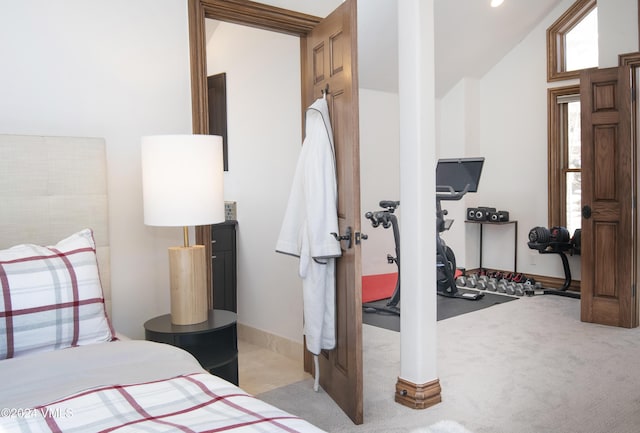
[141, 134, 224, 325]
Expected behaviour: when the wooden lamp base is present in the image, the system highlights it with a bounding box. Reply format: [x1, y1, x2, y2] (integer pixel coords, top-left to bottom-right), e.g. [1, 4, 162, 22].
[168, 245, 208, 325]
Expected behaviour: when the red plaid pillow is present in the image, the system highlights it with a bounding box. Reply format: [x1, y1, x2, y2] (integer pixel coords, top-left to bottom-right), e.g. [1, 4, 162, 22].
[0, 229, 114, 359]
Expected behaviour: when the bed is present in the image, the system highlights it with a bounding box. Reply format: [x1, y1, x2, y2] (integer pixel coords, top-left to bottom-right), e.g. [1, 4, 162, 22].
[0, 134, 324, 432]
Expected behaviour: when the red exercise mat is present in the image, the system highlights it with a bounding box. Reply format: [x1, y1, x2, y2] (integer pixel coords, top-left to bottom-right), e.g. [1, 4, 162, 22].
[362, 273, 398, 303]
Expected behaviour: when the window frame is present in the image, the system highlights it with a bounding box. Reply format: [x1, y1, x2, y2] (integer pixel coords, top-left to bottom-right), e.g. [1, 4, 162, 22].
[546, 0, 597, 82]
[548, 85, 581, 228]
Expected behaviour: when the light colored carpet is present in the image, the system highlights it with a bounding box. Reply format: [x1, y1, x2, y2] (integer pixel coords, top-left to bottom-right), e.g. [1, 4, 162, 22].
[257, 295, 640, 433]
[410, 420, 474, 433]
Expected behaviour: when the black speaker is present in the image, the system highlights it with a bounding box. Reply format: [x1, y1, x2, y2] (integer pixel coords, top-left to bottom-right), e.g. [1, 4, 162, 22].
[489, 210, 510, 222]
[467, 207, 496, 221]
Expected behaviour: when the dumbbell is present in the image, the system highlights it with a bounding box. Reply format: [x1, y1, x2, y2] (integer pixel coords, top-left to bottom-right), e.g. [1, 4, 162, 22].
[465, 275, 478, 288]
[477, 280, 487, 290]
[456, 276, 467, 287]
[514, 283, 525, 296]
[487, 278, 498, 291]
[504, 282, 516, 296]
[523, 280, 535, 296]
[523, 280, 543, 296]
[497, 279, 507, 293]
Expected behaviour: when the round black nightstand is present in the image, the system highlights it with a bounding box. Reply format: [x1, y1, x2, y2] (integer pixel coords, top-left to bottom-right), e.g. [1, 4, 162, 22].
[144, 309, 238, 385]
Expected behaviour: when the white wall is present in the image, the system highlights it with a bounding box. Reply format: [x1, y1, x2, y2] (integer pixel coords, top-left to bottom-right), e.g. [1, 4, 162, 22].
[598, 0, 638, 68]
[251, 0, 341, 18]
[0, 0, 192, 338]
[205, 21, 306, 343]
[474, 0, 561, 277]
[359, 89, 401, 275]
[440, 0, 639, 280]
[436, 78, 481, 270]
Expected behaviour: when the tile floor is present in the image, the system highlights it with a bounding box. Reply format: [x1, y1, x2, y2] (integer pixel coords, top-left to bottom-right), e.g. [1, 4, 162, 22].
[237, 338, 311, 395]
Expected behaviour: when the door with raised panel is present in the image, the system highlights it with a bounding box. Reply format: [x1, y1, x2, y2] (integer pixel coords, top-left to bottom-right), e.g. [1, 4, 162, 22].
[301, 0, 363, 424]
[189, 0, 363, 423]
[580, 65, 637, 328]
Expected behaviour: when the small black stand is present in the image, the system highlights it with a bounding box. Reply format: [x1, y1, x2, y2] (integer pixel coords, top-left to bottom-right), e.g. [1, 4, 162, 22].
[144, 309, 239, 384]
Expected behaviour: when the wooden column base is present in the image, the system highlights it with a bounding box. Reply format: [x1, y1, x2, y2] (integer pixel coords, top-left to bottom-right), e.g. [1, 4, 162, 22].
[395, 377, 442, 409]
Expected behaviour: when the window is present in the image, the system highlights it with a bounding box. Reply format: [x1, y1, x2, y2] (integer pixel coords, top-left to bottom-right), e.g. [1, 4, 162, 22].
[547, 0, 599, 233]
[548, 86, 581, 232]
[547, 0, 598, 82]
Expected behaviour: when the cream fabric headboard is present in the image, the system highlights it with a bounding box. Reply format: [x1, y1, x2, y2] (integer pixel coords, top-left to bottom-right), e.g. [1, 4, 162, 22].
[0, 134, 111, 317]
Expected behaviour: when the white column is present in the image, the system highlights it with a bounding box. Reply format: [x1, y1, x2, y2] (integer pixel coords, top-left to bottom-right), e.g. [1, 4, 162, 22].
[398, 0, 438, 384]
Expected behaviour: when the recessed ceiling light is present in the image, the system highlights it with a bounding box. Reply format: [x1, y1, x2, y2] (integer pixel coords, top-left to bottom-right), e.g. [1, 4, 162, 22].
[491, 0, 504, 7]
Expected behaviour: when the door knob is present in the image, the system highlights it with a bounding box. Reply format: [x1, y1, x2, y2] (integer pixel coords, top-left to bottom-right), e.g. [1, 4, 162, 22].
[331, 226, 352, 249]
[582, 205, 592, 219]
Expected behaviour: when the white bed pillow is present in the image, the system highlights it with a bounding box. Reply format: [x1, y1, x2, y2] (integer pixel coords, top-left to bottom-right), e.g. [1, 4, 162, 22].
[0, 229, 114, 359]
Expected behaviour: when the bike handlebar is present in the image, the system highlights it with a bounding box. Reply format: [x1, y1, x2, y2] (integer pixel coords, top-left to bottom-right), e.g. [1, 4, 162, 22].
[435, 184, 470, 201]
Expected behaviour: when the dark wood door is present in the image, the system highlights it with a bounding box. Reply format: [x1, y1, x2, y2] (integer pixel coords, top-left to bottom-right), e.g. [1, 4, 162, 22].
[187, 0, 363, 423]
[580, 65, 637, 328]
[301, 0, 363, 424]
[207, 72, 228, 171]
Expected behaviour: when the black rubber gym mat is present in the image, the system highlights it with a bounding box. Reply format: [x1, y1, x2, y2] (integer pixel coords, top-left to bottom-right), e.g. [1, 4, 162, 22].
[362, 289, 518, 332]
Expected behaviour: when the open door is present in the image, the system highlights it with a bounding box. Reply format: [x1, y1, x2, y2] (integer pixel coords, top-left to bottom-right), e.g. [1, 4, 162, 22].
[580, 65, 637, 328]
[188, 0, 363, 424]
[301, 0, 363, 424]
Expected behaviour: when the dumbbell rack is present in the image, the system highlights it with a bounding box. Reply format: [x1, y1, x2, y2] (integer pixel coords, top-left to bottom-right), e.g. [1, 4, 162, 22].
[457, 272, 532, 297]
[464, 219, 518, 273]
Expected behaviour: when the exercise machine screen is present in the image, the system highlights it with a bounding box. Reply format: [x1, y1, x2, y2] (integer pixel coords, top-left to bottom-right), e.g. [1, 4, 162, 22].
[436, 157, 485, 193]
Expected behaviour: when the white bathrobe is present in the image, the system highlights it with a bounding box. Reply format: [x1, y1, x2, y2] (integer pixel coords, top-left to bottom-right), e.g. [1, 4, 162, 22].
[276, 97, 341, 356]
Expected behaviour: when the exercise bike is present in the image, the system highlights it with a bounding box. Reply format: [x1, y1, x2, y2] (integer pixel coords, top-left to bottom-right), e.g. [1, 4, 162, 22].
[435, 157, 486, 301]
[436, 185, 484, 300]
[361, 157, 486, 311]
[362, 200, 401, 315]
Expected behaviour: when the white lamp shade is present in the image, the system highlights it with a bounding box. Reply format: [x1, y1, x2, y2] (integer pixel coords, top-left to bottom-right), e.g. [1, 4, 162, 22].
[141, 134, 225, 227]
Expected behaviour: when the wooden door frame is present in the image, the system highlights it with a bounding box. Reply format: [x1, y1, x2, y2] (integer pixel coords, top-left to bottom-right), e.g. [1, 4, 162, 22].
[188, 0, 321, 304]
[619, 51, 640, 325]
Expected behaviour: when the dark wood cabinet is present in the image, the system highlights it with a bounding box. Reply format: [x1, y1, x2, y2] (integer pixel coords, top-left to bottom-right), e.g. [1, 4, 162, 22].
[212, 221, 237, 312]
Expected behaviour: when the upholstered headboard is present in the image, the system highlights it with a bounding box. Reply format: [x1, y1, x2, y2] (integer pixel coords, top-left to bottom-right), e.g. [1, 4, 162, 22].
[0, 135, 111, 317]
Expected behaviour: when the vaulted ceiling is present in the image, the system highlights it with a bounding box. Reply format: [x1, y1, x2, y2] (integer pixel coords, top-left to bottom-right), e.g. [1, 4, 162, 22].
[207, 0, 566, 98]
[358, 0, 565, 97]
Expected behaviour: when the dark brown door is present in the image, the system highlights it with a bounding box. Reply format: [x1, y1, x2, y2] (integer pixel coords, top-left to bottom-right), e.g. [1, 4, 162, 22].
[301, 0, 363, 424]
[207, 72, 228, 171]
[188, 0, 363, 423]
[580, 65, 637, 328]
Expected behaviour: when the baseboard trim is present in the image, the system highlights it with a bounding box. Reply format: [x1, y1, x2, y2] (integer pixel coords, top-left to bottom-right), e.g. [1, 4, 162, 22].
[395, 377, 442, 409]
[237, 323, 303, 363]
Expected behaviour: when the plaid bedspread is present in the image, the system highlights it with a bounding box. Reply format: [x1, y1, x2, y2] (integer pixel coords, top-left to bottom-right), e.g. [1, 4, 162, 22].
[0, 373, 325, 432]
